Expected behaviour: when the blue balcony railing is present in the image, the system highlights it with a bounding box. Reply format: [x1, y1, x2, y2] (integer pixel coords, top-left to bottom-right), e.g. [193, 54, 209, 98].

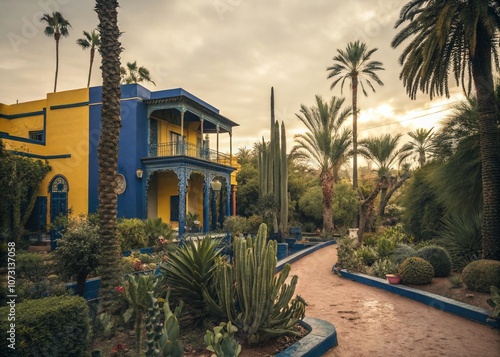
[149, 141, 233, 165]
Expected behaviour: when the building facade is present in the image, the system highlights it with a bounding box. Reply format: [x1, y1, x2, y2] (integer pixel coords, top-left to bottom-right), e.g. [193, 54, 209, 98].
[0, 84, 239, 238]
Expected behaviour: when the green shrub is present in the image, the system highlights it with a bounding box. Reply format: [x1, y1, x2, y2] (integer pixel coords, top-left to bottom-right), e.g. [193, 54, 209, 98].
[379, 225, 413, 245]
[371, 258, 398, 278]
[416, 245, 452, 277]
[118, 218, 147, 251]
[0, 295, 90, 357]
[54, 219, 101, 296]
[357, 245, 378, 266]
[393, 244, 417, 265]
[16, 251, 49, 282]
[361, 232, 378, 247]
[375, 237, 395, 259]
[336, 235, 365, 273]
[398, 257, 434, 285]
[223, 215, 250, 237]
[462, 259, 500, 293]
[145, 217, 174, 247]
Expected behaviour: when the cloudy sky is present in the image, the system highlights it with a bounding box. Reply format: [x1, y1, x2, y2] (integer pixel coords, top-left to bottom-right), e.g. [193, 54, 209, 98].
[1, 0, 464, 153]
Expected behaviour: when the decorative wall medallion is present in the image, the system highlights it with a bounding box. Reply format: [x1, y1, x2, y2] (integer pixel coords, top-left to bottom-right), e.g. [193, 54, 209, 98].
[115, 174, 126, 194]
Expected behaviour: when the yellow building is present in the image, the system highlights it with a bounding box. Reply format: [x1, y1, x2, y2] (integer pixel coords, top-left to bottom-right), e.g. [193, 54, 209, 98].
[0, 84, 239, 237]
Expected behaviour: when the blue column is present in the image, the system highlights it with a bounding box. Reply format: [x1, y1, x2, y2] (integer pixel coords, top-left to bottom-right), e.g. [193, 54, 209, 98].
[177, 168, 187, 240]
[226, 177, 231, 219]
[203, 177, 209, 234]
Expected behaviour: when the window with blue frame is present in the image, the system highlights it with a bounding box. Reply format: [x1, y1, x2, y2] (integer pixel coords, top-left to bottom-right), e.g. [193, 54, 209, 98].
[29, 130, 44, 142]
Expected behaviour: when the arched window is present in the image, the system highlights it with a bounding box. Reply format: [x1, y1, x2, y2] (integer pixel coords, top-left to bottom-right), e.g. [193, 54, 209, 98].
[49, 175, 69, 223]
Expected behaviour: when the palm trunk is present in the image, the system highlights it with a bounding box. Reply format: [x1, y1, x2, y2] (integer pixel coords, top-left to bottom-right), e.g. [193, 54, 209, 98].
[352, 76, 359, 229]
[320, 169, 334, 236]
[471, 29, 500, 260]
[357, 180, 382, 243]
[54, 34, 60, 92]
[378, 174, 411, 217]
[87, 47, 95, 87]
[96, 0, 122, 311]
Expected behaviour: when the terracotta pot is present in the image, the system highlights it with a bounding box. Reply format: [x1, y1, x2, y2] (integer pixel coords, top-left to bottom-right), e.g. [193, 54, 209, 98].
[386, 274, 401, 284]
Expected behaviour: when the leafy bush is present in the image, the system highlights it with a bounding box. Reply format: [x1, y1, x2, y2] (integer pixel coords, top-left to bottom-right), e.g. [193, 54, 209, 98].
[357, 245, 378, 266]
[54, 218, 101, 296]
[393, 244, 417, 265]
[335, 235, 365, 273]
[118, 218, 147, 251]
[145, 217, 174, 247]
[375, 237, 395, 259]
[416, 245, 452, 277]
[246, 214, 264, 234]
[223, 215, 250, 237]
[379, 225, 413, 245]
[361, 232, 378, 247]
[398, 257, 434, 285]
[0, 295, 90, 357]
[371, 258, 398, 278]
[161, 237, 221, 320]
[17, 275, 68, 302]
[16, 251, 49, 282]
[462, 260, 500, 293]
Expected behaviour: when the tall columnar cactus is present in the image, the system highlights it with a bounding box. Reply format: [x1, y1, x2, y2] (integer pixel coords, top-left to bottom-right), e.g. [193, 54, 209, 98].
[122, 273, 159, 356]
[145, 291, 184, 357]
[204, 223, 306, 345]
[257, 87, 289, 236]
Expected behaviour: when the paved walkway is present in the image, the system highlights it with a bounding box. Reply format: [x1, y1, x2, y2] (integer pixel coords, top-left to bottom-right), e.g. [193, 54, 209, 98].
[290, 245, 500, 357]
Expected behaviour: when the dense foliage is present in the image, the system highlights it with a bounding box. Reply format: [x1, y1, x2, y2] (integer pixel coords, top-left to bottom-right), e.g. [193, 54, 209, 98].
[416, 246, 452, 278]
[398, 257, 434, 285]
[462, 259, 500, 293]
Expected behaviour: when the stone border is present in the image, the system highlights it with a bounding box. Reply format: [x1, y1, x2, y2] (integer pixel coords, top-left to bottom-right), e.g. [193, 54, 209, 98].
[276, 240, 337, 273]
[275, 317, 338, 357]
[338, 269, 499, 329]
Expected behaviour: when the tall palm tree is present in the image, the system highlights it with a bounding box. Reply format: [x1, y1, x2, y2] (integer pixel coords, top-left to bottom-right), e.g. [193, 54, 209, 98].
[358, 134, 412, 231]
[407, 127, 436, 167]
[40, 11, 71, 92]
[120, 61, 156, 85]
[95, 0, 122, 311]
[392, 0, 500, 260]
[76, 29, 101, 87]
[294, 95, 352, 236]
[326, 40, 385, 190]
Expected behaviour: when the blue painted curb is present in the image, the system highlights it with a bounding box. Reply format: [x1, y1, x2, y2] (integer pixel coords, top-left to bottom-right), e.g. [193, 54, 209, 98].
[275, 317, 338, 357]
[338, 269, 499, 329]
[276, 240, 336, 273]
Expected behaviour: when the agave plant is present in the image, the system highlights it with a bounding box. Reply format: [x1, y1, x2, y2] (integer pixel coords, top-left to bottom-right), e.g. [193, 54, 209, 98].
[438, 210, 482, 270]
[160, 237, 221, 321]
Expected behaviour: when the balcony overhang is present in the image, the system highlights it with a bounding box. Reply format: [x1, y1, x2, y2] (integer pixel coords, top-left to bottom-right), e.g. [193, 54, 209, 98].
[141, 155, 236, 175]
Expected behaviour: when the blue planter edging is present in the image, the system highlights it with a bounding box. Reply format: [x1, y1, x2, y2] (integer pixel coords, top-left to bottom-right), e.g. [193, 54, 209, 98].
[276, 240, 336, 273]
[339, 269, 499, 329]
[275, 317, 338, 357]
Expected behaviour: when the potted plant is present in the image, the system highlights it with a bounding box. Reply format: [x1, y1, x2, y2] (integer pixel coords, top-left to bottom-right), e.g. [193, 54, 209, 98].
[386, 274, 401, 284]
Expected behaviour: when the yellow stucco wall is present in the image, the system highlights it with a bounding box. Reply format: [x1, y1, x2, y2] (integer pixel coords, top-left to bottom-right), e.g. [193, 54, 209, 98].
[0, 88, 90, 224]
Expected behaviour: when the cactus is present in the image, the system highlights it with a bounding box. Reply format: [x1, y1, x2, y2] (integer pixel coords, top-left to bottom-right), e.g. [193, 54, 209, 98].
[121, 273, 159, 355]
[257, 88, 289, 237]
[398, 257, 434, 285]
[204, 223, 306, 345]
[204, 322, 241, 357]
[145, 291, 184, 357]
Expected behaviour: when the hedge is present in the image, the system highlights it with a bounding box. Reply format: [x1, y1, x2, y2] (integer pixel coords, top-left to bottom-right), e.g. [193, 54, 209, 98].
[0, 295, 90, 356]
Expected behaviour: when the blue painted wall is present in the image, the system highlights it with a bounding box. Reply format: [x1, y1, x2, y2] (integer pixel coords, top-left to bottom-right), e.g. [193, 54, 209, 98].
[88, 84, 150, 218]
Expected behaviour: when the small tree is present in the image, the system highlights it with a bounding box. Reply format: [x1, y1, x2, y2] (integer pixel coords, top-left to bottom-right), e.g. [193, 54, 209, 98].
[54, 217, 101, 296]
[0, 140, 51, 242]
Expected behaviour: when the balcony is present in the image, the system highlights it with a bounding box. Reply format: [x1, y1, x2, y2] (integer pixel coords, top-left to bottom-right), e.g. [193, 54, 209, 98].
[149, 141, 233, 166]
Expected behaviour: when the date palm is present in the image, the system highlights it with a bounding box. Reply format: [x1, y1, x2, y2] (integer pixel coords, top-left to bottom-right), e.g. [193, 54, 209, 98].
[294, 95, 352, 236]
[358, 134, 412, 233]
[392, 0, 500, 260]
[95, 0, 122, 311]
[76, 29, 101, 87]
[407, 127, 436, 167]
[327, 40, 384, 190]
[120, 61, 156, 85]
[40, 11, 71, 92]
